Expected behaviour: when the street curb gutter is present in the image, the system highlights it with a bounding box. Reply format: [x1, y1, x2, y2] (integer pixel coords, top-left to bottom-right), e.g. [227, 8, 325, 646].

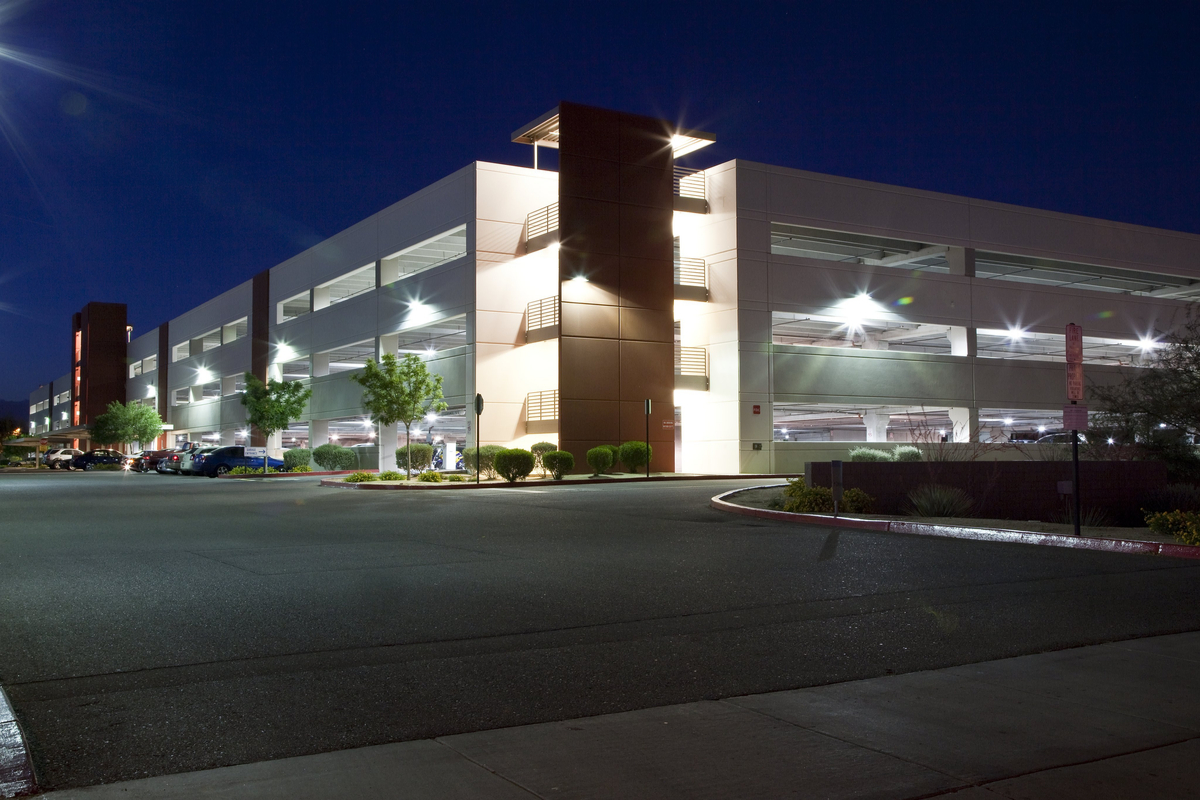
[0, 685, 35, 797]
[712, 485, 1200, 560]
[320, 474, 802, 490]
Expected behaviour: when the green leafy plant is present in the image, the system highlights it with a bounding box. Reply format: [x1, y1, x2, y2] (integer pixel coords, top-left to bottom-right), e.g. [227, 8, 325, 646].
[781, 480, 873, 513]
[342, 471, 378, 483]
[494, 448, 535, 482]
[541, 450, 574, 480]
[230, 465, 279, 475]
[1145, 510, 1200, 545]
[892, 445, 922, 462]
[848, 447, 892, 462]
[241, 372, 312, 474]
[350, 353, 448, 480]
[288, 464, 312, 473]
[905, 484, 974, 517]
[446, 473, 467, 482]
[312, 444, 357, 471]
[378, 470, 404, 481]
[603, 444, 622, 473]
[92, 463, 124, 471]
[283, 448, 311, 471]
[618, 441, 652, 473]
[530, 441, 557, 475]
[587, 446, 613, 476]
[395, 443, 434, 473]
[416, 470, 444, 483]
[90, 400, 165, 450]
[463, 444, 503, 479]
[1054, 505, 1116, 528]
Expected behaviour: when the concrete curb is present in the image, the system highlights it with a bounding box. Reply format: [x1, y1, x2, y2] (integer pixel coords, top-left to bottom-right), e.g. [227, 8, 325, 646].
[321, 474, 801, 491]
[711, 485, 1200, 560]
[0, 685, 35, 797]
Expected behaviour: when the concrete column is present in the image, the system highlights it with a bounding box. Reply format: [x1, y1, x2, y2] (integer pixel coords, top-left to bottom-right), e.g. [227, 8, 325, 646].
[949, 407, 978, 443]
[310, 419, 329, 448]
[947, 247, 976, 277]
[268, 363, 283, 381]
[380, 257, 400, 286]
[268, 430, 283, 460]
[313, 286, 330, 311]
[220, 429, 235, 446]
[949, 326, 978, 357]
[444, 440, 456, 471]
[862, 333, 889, 351]
[311, 352, 330, 378]
[190, 385, 203, 403]
[378, 333, 400, 361]
[221, 376, 237, 396]
[379, 422, 398, 471]
[863, 410, 889, 442]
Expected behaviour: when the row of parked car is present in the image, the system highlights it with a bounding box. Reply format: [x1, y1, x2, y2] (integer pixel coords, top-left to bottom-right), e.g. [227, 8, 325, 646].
[45, 444, 284, 477]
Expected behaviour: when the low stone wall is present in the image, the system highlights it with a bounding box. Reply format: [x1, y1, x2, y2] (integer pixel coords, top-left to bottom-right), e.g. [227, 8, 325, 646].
[805, 460, 1170, 526]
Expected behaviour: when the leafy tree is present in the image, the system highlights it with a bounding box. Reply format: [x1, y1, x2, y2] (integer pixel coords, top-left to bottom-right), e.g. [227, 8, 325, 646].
[240, 372, 312, 473]
[350, 353, 447, 479]
[90, 401, 164, 451]
[1092, 308, 1200, 477]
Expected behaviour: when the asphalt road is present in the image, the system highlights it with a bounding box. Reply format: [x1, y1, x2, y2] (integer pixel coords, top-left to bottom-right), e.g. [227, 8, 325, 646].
[2, 472, 1199, 791]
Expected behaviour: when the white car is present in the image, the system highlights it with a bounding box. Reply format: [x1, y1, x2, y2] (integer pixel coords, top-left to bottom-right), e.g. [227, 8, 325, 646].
[45, 448, 83, 469]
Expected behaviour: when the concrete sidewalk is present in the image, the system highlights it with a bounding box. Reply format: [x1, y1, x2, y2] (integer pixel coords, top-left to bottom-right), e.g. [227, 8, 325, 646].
[40, 632, 1200, 799]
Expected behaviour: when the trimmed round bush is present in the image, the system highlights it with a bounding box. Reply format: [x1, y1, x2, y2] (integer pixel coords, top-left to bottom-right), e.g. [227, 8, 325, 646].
[541, 450, 574, 480]
[446, 473, 467, 482]
[603, 443, 621, 473]
[782, 480, 874, 513]
[530, 441, 557, 474]
[378, 470, 404, 481]
[416, 470, 444, 482]
[494, 448, 535, 482]
[848, 447, 892, 462]
[313, 444, 356, 471]
[586, 446, 613, 476]
[289, 464, 312, 473]
[906, 484, 974, 517]
[618, 441, 652, 473]
[283, 448, 311, 471]
[463, 444, 503, 479]
[342, 471, 378, 483]
[892, 445, 922, 462]
[395, 443, 434, 473]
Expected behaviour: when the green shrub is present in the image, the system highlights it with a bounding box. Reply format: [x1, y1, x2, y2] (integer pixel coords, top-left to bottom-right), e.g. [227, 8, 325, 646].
[1141, 483, 1200, 514]
[603, 443, 621, 473]
[342, 471, 378, 483]
[619, 441, 652, 472]
[542, 450, 574, 480]
[230, 465, 279, 475]
[283, 448, 311, 471]
[463, 444, 503, 479]
[495, 448, 535, 482]
[93, 463, 123, 471]
[531, 441, 557, 474]
[446, 473, 467, 482]
[416, 470, 444, 483]
[906, 484, 974, 517]
[395, 443, 434, 472]
[781, 480, 873, 513]
[313, 444, 356, 471]
[848, 447, 892, 462]
[378, 470, 404, 481]
[892, 445, 922, 462]
[586, 446, 613, 476]
[288, 464, 312, 473]
[1145, 510, 1200, 545]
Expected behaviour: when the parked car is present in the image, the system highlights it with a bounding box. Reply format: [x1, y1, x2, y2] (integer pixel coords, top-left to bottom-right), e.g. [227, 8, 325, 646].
[133, 448, 174, 472]
[196, 446, 285, 477]
[70, 449, 126, 470]
[46, 448, 83, 468]
[179, 446, 219, 475]
[1036, 431, 1089, 445]
[122, 451, 148, 472]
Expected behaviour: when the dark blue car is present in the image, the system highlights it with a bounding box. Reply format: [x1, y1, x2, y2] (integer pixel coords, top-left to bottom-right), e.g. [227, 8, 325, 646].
[197, 446, 285, 477]
[70, 449, 127, 470]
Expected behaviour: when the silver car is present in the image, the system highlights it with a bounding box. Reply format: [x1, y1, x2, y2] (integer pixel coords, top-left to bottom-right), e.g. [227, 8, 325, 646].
[179, 446, 219, 475]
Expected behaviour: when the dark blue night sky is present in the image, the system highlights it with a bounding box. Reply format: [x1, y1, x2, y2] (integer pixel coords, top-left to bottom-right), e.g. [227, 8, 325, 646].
[2, 1, 1198, 399]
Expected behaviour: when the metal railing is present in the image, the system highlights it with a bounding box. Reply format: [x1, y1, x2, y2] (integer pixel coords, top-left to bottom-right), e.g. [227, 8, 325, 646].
[526, 296, 560, 331]
[674, 257, 706, 288]
[675, 345, 708, 377]
[673, 167, 705, 199]
[527, 389, 559, 421]
[526, 202, 559, 241]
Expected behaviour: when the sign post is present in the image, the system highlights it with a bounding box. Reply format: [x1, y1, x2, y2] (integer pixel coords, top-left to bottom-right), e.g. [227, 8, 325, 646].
[644, 399, 652, 478]
[474, 393, 484, 485]
[245, 446, 267, 475]
[1065, 323, 1086, 537]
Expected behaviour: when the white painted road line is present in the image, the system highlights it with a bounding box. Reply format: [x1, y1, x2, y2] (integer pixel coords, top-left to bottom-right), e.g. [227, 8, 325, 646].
[0, 685, 35, 798]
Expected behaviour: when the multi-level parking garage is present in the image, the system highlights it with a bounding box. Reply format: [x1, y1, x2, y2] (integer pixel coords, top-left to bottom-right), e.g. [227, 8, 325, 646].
[26, 101, 1200, 474]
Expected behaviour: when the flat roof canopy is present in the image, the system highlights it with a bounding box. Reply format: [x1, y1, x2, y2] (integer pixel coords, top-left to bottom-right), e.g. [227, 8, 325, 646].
[512, 106, 715, 157]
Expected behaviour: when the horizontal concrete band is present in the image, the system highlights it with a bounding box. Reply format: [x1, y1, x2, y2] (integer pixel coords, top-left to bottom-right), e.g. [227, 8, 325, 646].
[712, 486, 1200, 561]
[0, 685, 36, 798]
[320, 474, 802, 490]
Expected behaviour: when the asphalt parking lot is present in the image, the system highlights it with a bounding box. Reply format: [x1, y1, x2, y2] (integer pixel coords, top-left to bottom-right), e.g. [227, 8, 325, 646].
[2, 471, 1199, 791]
